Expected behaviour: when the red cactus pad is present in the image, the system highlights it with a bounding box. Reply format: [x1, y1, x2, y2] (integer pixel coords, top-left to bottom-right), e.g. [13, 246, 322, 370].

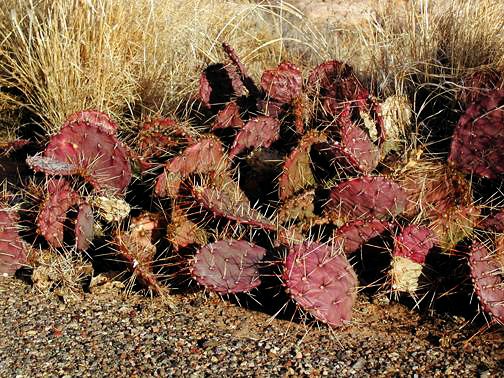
[75, 202, 94, 251]
[63, 110, 118, 135]
[26, 155, 79, 176]
[283, 241, 357, 327]
[190, 239, 267, 294]
[139, 118, 191, 158]
[480, 209, 504, 232]
[44, 119, 131, 195]
[199, 63, 244, 109]
[191, 184, 275, 231]
[37, 178, 80, 248]
[0, 206, 27, 275]
[393, 224, 437, 264]
[468, 241, 504, 324]
[211, 101, 244, 131]
[448, 89, 504, 179]
[279, 131, 327, 200]
[328, 176, 408, 221]
[339, 104, 380, 174]
[458, 69, 502, 105]
[261, 62, 302, 104]
[114, 213, 162, 294]
[307, 60, 368, 116]
[167, 136, 228, 176]
[229, 116, 280, 158]
[333, 219, 393, 255]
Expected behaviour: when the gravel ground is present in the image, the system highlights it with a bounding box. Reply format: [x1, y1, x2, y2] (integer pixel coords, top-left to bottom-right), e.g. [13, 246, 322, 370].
[1, 276, 503, 377]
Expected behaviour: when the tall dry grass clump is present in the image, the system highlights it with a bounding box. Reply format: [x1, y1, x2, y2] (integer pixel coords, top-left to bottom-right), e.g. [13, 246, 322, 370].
[0, 0, 323, 135]
[354, 0, 504, 96]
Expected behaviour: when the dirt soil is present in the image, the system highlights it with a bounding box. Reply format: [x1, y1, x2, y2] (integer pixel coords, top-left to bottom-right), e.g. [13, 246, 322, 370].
[1, 274, 503, 376]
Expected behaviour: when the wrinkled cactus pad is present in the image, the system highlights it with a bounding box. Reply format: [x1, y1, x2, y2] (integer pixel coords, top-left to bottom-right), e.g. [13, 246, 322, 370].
[75, 202, 94, 251]
[283, 241, 357, 327]
[211, 101, 244, 131]
[327, 176, 408, 222]
[114, 213, 162, 294]
[190, 239, 267, 294]
[191, 183, 275, 231]
[333, 219, 393, 255]
[167, 136, 228, 176]
[279, 131, 326, 200]
[0, 206, 27, 275]
[448, 89, 504, 179]
[229, 116, 280, 158]
[37, 178, 80, 248]
[261, 62, 302, 104]
[468, 241, 504, 323]
[307, 60, 368, 116]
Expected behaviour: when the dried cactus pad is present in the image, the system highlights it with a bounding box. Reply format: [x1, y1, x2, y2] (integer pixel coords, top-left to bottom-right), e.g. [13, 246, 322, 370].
[283, 241, 357, 327]
[26, 155, 79, 176]
[190, 240, 267, 294]
[37, 178, 80, 248]
[279, 131, 327, 201]
[229, 116, 280, 158]
[468, 241, 504, 323]
[75, 202, 94, 251]
[328, 176, 408, 221]
[448, 89, 504, 179]
[114, 213, 162, 294]
[260, 62, 302, 104]
[0, 206, 27, 275]
[191, 184, 275, 231]
[44, 117, 131, 194]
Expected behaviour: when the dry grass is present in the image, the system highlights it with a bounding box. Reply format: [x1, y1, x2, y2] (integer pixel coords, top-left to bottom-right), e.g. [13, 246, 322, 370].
[0, 0, 502, 136]
[0, 0, 324, 135]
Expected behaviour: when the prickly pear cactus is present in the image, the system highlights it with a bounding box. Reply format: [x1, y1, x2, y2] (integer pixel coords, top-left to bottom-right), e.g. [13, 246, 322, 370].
[0, 205, 27, 275]
[448, 89, 504, 179]
[44, 112, 132, 195]
[114, 213, 163, 294]
[211, 101, 244, 131]
[283, 241, 357, 327]
[260, 62, 302, 104]
[190, 239, 267, 294]
[37, 178, 80, 248]
[333, 219, 393, 255]
[390, 224, 437, 293]
[167, 136, 228, 176]
[468, 241, 504, 324]
[327, 176, 408, 223]
[279, 131, 326, 201]
[229, 116, 280, 159]
[75, 202, 94, 251]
